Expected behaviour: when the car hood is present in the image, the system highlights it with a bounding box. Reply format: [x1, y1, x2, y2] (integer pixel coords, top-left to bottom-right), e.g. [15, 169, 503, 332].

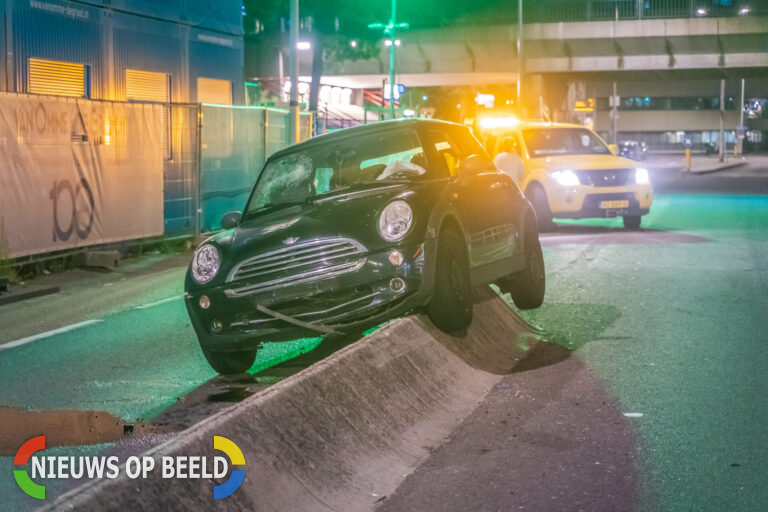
[532, 154, 638, 171]
[188, 181, 443, 289]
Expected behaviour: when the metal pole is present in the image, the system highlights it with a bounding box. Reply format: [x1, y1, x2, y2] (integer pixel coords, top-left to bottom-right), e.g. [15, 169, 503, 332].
[389, 0, 397, 119]
[288, 0, 299, 144]
[738, 78, 745, 156]
[611, 80, 618, 144]
[719, 78, 725, 162]
[517, 0, 523, 114]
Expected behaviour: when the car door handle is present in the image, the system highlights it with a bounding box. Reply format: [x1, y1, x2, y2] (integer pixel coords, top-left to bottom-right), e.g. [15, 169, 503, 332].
[490, 181, 504, 189]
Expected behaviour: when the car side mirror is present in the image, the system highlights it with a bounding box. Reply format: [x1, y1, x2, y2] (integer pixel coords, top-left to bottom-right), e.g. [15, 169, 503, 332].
[608, 144, 619, 156]
[221, 211, 242, 230]
[459, 154, 495, 177]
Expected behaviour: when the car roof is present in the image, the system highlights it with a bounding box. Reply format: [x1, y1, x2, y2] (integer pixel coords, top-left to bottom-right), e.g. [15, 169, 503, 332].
[483, 120, 589, 132]
[267, 118, 467, 161]
[517, 121, 587, 130]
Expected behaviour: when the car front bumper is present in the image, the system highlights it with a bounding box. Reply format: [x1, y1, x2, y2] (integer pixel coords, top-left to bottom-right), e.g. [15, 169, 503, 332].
[185, 240, 435, 352]
[545, 181, 653, 219]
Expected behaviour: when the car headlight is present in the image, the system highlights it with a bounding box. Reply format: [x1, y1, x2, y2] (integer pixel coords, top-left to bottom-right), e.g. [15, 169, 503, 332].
[379, 200, 413, 242]
[551, 169, 581, 187]
[191, 244, 220, 284]
[635, 167, 650, 184]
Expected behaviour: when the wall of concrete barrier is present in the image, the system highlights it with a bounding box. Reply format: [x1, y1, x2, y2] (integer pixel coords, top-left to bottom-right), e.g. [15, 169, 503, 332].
[47, 288, 541, 511]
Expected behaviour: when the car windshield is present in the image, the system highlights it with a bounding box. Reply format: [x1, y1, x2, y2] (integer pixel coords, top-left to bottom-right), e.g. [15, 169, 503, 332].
[245, 128, 428, 214]
[523, 128, 611, 157]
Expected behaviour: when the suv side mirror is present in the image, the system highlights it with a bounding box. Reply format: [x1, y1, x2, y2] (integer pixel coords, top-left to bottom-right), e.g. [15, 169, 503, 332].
[608, 144, 619, 156]
[221, 211, 242, 230]
[459, 154, 495, 177]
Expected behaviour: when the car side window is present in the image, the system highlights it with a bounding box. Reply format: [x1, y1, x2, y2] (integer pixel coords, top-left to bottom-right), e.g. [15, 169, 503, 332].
[425, 128, 473, 178]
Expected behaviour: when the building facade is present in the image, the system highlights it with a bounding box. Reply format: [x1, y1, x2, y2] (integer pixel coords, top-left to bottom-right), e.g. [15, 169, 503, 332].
[1, 0, 245, 105]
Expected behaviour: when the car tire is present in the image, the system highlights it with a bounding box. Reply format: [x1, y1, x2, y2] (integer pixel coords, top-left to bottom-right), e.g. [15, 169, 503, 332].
[427, 227, 473, 333]
[202, 347, 257, 375]
[623, 215, 642, 229]
[528, 184, 553, 232]
[502, 217, 545, 309]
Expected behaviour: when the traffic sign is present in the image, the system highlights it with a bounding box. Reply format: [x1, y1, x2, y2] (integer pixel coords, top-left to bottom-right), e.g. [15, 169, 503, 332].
[736, 125, 747, 139]
[574, 98, 594, 112]
[683, 136, 693, 148]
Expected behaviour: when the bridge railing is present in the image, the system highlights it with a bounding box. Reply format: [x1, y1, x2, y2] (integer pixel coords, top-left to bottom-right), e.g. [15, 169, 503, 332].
[423, 0, 766, 28]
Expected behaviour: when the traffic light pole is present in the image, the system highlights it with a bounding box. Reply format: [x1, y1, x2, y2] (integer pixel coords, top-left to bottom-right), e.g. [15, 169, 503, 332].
[368, 4, 408, 121]
[288, 0, 300, 144]
[389, 0, 397, 119]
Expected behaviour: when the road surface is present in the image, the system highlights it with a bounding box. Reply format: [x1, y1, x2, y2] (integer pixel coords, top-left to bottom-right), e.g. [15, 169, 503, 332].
[1, 160, 766, 511]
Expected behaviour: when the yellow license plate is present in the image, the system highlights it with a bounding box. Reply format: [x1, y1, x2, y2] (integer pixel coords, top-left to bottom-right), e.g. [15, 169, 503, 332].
[600, 200, 629, 209]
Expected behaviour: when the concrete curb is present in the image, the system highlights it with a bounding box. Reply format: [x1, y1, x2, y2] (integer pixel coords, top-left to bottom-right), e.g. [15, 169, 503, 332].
[688, 160, 747, 174]
[46, 287, 541, 512]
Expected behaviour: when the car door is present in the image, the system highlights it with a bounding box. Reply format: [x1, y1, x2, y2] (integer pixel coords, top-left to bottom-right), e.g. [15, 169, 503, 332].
[423, 125, 515, 273]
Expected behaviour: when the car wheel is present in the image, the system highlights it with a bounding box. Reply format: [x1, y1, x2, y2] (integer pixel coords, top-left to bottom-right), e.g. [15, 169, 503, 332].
[427, 228, 473, 333]
[202, 347, 257, 375]
[623, 215, 642, 229]
[528, 184, 553, 232]
[503, 217, 545, 309]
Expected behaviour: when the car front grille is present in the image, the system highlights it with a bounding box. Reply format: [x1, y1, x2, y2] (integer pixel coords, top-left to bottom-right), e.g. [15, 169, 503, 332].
[225, 237, 366, 297]
[577, 169, 634, 187]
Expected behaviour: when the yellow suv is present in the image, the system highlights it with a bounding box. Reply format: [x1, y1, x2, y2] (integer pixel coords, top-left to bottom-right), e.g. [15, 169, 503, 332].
[480, 120, 653, 230]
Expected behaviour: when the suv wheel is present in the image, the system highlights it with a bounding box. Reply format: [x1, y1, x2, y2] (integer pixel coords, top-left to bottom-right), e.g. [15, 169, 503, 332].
[623, 215, 642, 229]
[202, 347, 257, 375]
[427, 228, 473, 333]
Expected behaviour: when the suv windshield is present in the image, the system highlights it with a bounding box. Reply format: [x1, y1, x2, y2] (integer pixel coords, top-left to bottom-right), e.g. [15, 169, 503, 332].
[523, 128, 610, 157]
[245, 128, 428, 214]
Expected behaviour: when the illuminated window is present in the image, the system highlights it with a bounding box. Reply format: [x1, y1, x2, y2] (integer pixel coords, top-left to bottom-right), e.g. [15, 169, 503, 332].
[125, 69, 171, 159]
[28, 58, 88, 97]
[197, 78, 232, 105]
[125, 69, 169, 103]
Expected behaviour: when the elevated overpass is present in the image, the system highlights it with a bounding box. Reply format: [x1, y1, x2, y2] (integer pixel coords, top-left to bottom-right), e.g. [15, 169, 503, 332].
[310, 15, 768, 148]
[318, 16, 768, 87]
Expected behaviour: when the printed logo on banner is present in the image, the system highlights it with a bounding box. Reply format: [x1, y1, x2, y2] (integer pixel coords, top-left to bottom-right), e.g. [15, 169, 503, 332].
[50, 177, 95, 242]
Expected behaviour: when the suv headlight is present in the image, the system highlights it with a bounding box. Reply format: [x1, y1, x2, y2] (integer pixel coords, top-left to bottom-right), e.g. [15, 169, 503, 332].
[635, 167, 650, 184]
[379, 200, 413, 242]
[191, 244, 220, 284]
[551, 169, 580, 187]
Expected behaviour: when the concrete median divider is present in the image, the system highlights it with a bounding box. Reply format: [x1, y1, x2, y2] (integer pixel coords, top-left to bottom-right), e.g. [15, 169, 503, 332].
[48, 287, 542, 511]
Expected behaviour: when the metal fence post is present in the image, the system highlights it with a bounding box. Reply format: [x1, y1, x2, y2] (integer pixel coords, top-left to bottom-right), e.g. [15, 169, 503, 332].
[195, 104, 203, 238]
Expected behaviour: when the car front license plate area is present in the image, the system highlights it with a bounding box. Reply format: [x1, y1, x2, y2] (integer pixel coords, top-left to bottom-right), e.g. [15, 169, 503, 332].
[600, 200, 629, 209]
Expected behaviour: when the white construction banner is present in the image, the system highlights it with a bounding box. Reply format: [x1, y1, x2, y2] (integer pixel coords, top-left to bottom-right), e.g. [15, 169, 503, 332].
[0, 93, 165, 258]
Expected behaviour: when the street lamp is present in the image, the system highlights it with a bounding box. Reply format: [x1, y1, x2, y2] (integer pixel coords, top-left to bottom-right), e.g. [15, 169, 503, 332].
[368, 0, 409, 119]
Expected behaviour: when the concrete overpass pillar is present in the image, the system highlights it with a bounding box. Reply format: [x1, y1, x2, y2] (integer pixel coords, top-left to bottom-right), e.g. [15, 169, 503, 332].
[523, 74, 569, 121]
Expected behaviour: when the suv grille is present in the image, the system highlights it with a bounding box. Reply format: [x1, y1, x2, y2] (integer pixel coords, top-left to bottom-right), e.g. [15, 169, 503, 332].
[577, 169, 634, 187]
[225, 238, 366, 297]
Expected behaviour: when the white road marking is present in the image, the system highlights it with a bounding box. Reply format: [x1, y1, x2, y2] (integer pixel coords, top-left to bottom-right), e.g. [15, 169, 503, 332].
[0, 319, 104, 352]
[134, 295, 184, 309]
[624, 412, 644, 418]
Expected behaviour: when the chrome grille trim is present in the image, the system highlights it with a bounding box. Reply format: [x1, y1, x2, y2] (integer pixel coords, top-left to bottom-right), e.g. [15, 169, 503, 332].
[577, 168, 634, 187]
[225, 260, 366, 298]
[225, 237, 367, 297]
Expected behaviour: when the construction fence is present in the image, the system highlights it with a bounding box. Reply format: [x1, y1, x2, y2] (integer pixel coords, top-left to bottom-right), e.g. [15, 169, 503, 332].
[0, 92, 313, 260]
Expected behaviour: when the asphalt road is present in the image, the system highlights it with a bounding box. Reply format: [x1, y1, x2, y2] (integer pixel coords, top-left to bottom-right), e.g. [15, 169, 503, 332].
[382, 162, 768, 511]
[1, 159, 767, 511]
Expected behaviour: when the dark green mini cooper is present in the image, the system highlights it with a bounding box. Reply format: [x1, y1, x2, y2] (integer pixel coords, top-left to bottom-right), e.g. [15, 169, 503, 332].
[185, 119, 544, 374]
